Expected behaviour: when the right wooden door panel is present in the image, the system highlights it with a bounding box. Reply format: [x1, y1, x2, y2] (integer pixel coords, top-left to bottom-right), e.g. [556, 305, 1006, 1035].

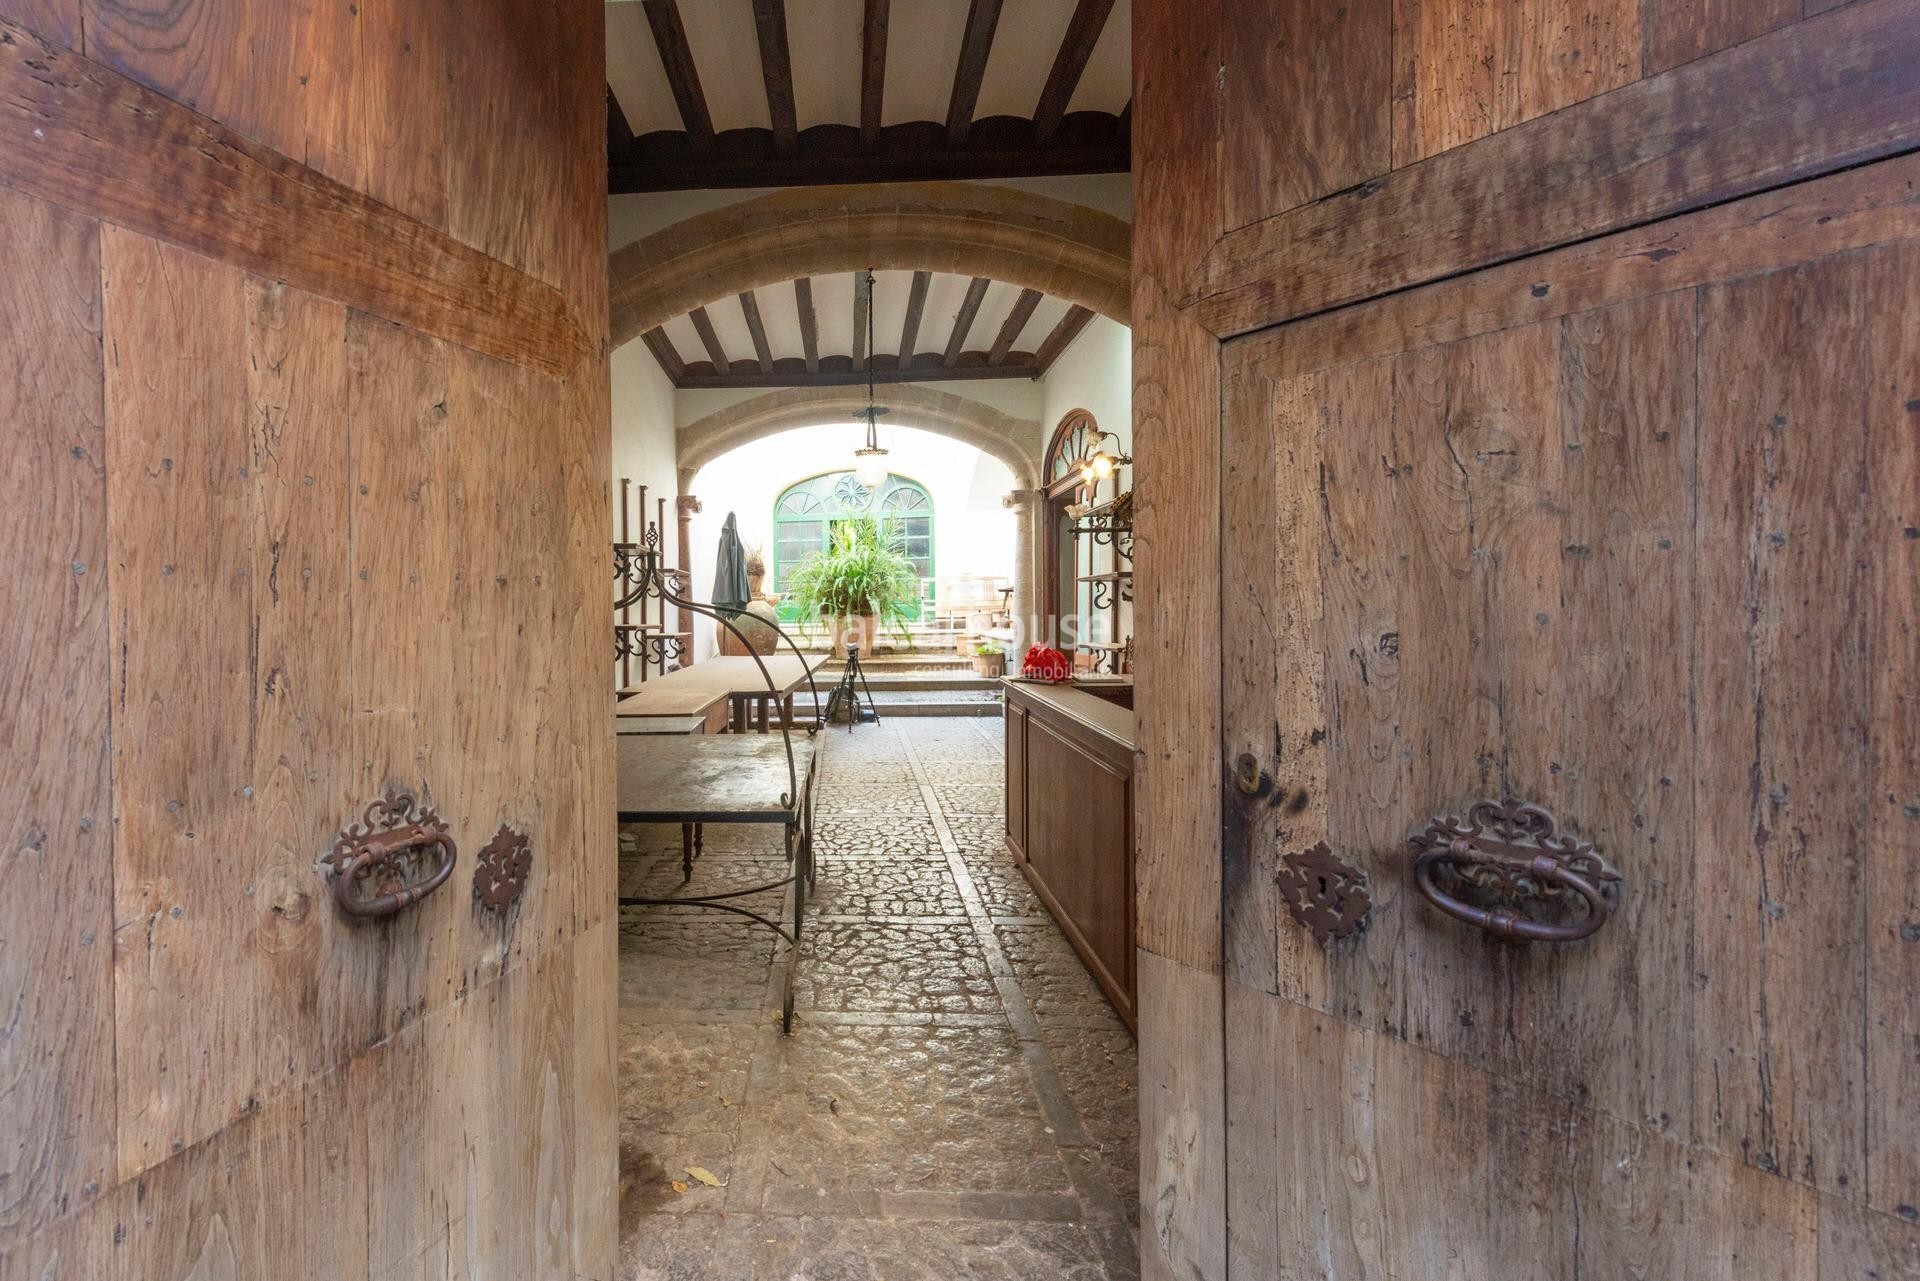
[1220, 155, 1920, 1272]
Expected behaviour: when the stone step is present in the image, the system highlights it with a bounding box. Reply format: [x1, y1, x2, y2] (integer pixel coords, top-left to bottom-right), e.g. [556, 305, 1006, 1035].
[817, 671, 1000, 693]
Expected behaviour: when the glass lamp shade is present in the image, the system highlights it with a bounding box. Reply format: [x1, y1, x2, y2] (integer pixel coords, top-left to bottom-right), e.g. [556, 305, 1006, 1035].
[1090, 451, 1115, 479]
[853, 448, 890, 487]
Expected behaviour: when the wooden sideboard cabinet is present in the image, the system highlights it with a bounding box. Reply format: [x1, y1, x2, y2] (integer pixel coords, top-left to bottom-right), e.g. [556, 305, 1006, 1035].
[1002, 680, 1136, 1032]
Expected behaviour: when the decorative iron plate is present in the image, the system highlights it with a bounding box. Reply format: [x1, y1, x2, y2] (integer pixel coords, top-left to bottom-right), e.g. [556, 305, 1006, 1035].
[1275, 841, 1371, 943]
[473, 823, 533, 910]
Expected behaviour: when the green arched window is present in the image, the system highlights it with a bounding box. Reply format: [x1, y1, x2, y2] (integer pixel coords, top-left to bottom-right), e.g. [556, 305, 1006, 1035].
[772, 471, 933, 620]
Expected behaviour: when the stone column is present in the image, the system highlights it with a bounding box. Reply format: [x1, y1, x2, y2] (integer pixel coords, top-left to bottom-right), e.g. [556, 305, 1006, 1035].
[675, 493, 702, 666]
[1003, 488, 1044, 655]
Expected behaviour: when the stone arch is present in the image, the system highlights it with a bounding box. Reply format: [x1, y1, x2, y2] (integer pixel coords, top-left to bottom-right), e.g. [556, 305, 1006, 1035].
[611, 182, 1131, 352]
[677, 383, 1043, 491]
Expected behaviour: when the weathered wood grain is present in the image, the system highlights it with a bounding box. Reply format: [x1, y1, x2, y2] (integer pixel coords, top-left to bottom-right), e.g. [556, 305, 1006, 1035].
[1248, 150, 1920, 382]
[1641, 0, 1799, 75]
[343, 311, 460, 1035]
[1531, 292, 1697, 1132]
[1133, 4, 1228, 1274]
[0, 185, 113, 1240]
[1136, 952, 1226, 1281]
[1693, 251, 1873, 1198]
[1191, 0, 1920, 338]
[1865, 242, 1920, 1223]
[104, 227, 260, 1181]
[0, 0, 75, 47]
[0, 17, 591, 377]
[1221, 0, 1391, 228]
[244, 279, 357, 1101]
[1391, 0, 1642, 167]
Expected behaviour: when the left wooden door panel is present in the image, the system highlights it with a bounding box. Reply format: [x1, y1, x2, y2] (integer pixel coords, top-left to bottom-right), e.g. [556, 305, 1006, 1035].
[0, 182, 114, 1243]
[0, 0, 613, 1272]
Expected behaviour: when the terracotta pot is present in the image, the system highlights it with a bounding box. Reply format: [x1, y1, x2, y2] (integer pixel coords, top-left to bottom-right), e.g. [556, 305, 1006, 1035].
[746, 569, 766, 597]
[827, 613, 881, 656]
[971, 651, 1006, 677]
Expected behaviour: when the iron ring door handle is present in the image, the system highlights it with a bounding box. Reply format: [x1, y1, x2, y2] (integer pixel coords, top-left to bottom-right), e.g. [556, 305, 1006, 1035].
[332, 824, 458, 919]
[1414, 840, 1609, 942]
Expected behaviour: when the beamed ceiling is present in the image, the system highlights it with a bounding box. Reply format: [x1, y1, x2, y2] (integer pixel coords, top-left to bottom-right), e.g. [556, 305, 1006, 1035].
[642, 269, 1096, 390]
[606, 0, 1131, 192]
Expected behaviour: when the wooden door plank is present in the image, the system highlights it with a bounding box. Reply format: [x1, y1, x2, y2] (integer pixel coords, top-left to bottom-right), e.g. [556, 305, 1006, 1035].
[1862, 241, 1920, 1221]
[1391, 0, 1641, 168]
[1529, 292, 1697, 1131]
[0, 19, 591, 377]
[1224, 0, 1390, 227]
[1218, 354, 1324, 1000]
[0, 185, 113, 1238]
[0, 0, 77, 46]
[104, 226, 260, 1181]
[1641, 0, 1799, 75]
[1693, 251, 1872, 1199]
[243, 279, 360, 1100]
[1191, 0, 1920, 338]
[343, 311, 458, 1042]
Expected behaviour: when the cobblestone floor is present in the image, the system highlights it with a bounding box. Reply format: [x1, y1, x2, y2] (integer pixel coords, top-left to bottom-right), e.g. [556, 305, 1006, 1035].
[617, 717, 1139, 1281]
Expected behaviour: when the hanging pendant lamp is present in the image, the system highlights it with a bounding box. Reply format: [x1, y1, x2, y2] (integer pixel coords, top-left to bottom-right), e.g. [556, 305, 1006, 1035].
[852, 269, 890, 488]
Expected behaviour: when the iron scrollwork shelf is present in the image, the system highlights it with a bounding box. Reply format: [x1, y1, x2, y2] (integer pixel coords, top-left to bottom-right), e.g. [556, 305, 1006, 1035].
[614, 624, 686, 667]
[1076, 642, 1130, 676]
[1083, 572, 1133, 611]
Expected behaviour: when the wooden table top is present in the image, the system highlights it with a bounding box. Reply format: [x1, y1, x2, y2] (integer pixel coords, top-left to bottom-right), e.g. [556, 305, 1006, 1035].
[614, 655, 817, 718]
[615, 733, 816, 823]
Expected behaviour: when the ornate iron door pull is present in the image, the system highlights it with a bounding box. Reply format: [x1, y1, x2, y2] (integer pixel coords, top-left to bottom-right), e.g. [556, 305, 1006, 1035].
[325, 794, 458, 920]
[1410, 801, 1620, 944]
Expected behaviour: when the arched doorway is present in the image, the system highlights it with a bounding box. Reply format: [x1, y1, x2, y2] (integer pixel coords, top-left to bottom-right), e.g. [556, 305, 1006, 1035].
[771, 470, 936, 621]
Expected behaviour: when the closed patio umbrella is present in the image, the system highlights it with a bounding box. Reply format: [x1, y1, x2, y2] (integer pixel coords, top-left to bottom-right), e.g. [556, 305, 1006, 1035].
[712, 511, 751, 619]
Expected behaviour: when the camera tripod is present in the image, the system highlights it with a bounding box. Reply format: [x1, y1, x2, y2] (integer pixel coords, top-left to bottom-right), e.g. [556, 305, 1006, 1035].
[822, 642, 880, 731]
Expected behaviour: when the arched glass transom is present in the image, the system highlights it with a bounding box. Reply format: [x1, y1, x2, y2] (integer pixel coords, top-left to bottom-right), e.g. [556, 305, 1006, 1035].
[771, 471, 934, 620]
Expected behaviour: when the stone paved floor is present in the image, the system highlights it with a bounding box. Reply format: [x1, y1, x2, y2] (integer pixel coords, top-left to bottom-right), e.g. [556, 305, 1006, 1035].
[617, 717, 1140, 1280]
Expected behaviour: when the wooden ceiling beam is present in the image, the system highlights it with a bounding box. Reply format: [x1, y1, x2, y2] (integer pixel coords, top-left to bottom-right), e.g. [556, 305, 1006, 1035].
[641, 0, 714, 153]
[898, 270, 930, 360]
[860, 0, 889, 153]
[688, 306, 730, 370]
[641, 326, 685, 381]
[750, 0, 798, 157]
[944, 0, 1004, 148]
[673, 351, 1041, 390]
[852, 271, 870, 365]
[987, 288, 1041, 366]
[606, 84, 635, 152]
[1032, 0, 1115, 144]
[738, 291, 774, 372]
[1033, 304, 1094, 374]
[943, 277, 992, 367]
[794, 277, 819, 373]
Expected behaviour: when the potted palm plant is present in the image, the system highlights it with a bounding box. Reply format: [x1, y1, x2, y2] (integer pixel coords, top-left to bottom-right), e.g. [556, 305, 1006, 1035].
[786, 515, 919, 654]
